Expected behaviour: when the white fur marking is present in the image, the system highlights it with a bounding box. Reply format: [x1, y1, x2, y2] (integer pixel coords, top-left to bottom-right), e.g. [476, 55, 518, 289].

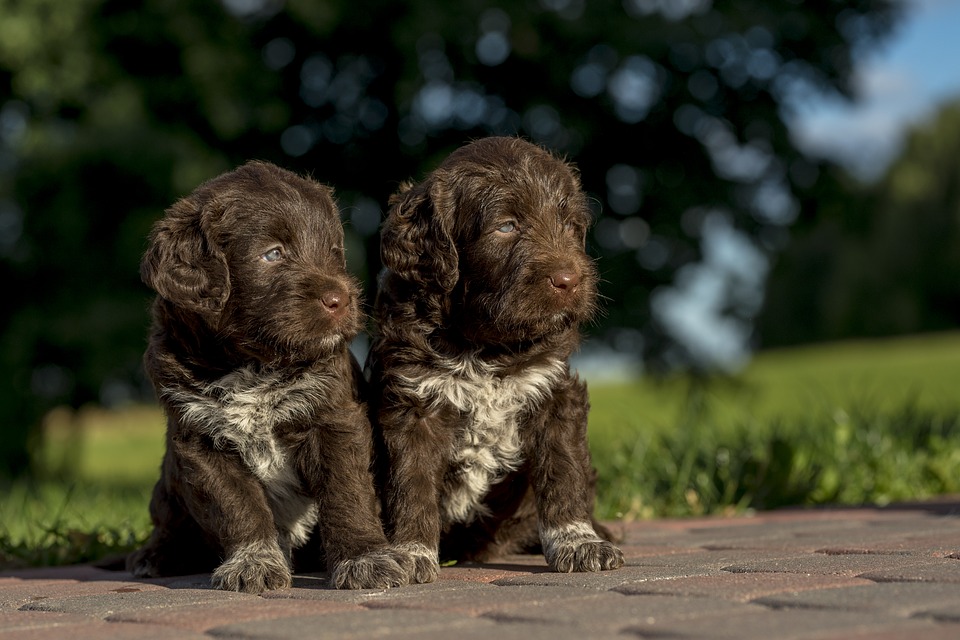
[539, 520, 623, 573]
[211, 538, 291, 592]
[539, 520, 602, 561]
[394, 541, 438, 564]
[401, 356, 565, 523]
[161, 366, 331, 545]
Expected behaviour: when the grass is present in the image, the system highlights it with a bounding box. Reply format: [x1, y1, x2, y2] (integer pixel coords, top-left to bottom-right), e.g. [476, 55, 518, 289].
[0, 406, 161, 569]
[2, 331, 959, 568]
[588, 331, 960, 519]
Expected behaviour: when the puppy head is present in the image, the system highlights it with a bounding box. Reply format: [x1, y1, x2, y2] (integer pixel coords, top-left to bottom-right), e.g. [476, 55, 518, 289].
[382, 137, 598, 344]
[141, 160, 362, 363]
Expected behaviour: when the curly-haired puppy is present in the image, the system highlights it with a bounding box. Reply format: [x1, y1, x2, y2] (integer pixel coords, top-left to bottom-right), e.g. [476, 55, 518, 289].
[366, 137, 624, 583]
[127, 160, 411, 592]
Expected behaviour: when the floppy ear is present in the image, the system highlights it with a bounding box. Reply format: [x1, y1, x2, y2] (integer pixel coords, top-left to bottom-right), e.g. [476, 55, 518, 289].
[381, 179, 459, 293]
[140, 197, 230, 315]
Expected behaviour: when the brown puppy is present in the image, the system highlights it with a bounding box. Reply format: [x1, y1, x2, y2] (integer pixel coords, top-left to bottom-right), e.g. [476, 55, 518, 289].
[128, 161, 411, 592]
[367, 137, 624, 583]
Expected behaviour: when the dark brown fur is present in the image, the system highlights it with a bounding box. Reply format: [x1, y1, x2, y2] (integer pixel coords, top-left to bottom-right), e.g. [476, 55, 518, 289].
[367, 137, 624, 583]
[128, 161, 412, 592]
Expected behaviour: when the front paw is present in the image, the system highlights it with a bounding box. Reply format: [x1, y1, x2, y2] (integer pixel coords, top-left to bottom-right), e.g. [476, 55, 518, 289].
[126, 546, 162, 578]
[212, 540, 292, 593]
[331, 547, 409, 589]
[393, 542, 440, 584]
[552, 539, 624, 573]
[542, 522, 625, 573]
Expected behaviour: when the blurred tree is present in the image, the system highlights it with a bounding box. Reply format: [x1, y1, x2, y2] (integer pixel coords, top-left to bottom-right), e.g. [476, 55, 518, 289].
[0, 0, 269, 474]
[759, 97, 960, 346]
[0, 0, 902, 475]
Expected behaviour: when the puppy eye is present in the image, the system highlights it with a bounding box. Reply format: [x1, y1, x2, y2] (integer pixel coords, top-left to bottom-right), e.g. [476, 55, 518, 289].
[496, 221, 517, 234]
[261, 248, 283, 263]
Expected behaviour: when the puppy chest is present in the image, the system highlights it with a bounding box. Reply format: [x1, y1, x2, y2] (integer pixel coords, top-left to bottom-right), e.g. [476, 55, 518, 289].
[170, 367, 333, 484]
[444, 406, 522, 523]
[408, 359, 564, 523]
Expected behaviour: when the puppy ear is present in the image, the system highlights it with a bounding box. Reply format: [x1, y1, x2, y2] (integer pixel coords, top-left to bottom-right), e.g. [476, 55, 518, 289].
[381, 179, 459, 292]
[140, 198, 230, 315]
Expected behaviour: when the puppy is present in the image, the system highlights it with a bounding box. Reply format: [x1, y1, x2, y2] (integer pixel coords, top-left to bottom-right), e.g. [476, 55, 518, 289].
[366, 137, 624, 583]
[128, 161, 410, 592]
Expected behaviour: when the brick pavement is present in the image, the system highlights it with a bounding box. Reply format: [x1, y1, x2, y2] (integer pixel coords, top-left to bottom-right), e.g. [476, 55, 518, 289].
[2, 500, 960, 639]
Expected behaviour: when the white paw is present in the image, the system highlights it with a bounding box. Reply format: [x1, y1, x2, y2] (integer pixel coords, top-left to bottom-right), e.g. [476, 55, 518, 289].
[393, 542, 440, 584]
[211, 540, 291, 593]
[541, 522, 624, 573]
[331, 548, 409, 589]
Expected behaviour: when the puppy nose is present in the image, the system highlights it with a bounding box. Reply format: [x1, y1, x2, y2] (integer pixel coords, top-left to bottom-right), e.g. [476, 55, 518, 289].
[321, 291, 347, 315]
[549, 270, 580, 292]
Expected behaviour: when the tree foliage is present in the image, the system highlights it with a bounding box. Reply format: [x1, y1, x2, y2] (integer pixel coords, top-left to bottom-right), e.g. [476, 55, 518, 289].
[759, 97, 960, 346]
[0, 0, 902, 475]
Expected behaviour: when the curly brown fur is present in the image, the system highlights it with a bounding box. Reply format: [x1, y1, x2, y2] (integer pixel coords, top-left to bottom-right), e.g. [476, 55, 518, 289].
[128, 161, 410, 592]
[367, 137, 624, 582]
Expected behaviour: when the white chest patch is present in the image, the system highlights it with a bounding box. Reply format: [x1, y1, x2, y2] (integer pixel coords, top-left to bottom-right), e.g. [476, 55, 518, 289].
[161, 366, 333, 546]
[402, 356, 566, 523]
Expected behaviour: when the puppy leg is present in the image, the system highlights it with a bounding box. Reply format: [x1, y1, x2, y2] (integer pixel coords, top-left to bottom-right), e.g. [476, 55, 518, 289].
[173, 439, 292, 593]
[376, 404, 452, 584]
[298, 407, 411, 589]
[530, 378, 624, 573]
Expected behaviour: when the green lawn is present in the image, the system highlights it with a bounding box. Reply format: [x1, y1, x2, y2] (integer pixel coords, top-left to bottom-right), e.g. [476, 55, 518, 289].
[589, 330, 960, 436]
[2, 331, 959, 568]
[0, 406, 163, 568]
[588, 331, 960, 519]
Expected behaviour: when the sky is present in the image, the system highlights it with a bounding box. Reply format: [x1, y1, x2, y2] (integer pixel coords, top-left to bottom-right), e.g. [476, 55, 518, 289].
[790, 0, 960, 180]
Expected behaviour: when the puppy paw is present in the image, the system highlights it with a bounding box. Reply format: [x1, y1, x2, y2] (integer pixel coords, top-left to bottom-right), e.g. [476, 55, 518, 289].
[212, 540, 292, 593]
[330, 547, 409, 590]
[542, 522, 625, 573]
[393, 542, 440, 584]
[126, 546, 162, 578]
[553, 539, 625, 573]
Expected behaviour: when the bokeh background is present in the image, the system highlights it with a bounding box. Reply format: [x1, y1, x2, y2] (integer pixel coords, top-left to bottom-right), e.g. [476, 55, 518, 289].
[2, 0, 958, 480]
